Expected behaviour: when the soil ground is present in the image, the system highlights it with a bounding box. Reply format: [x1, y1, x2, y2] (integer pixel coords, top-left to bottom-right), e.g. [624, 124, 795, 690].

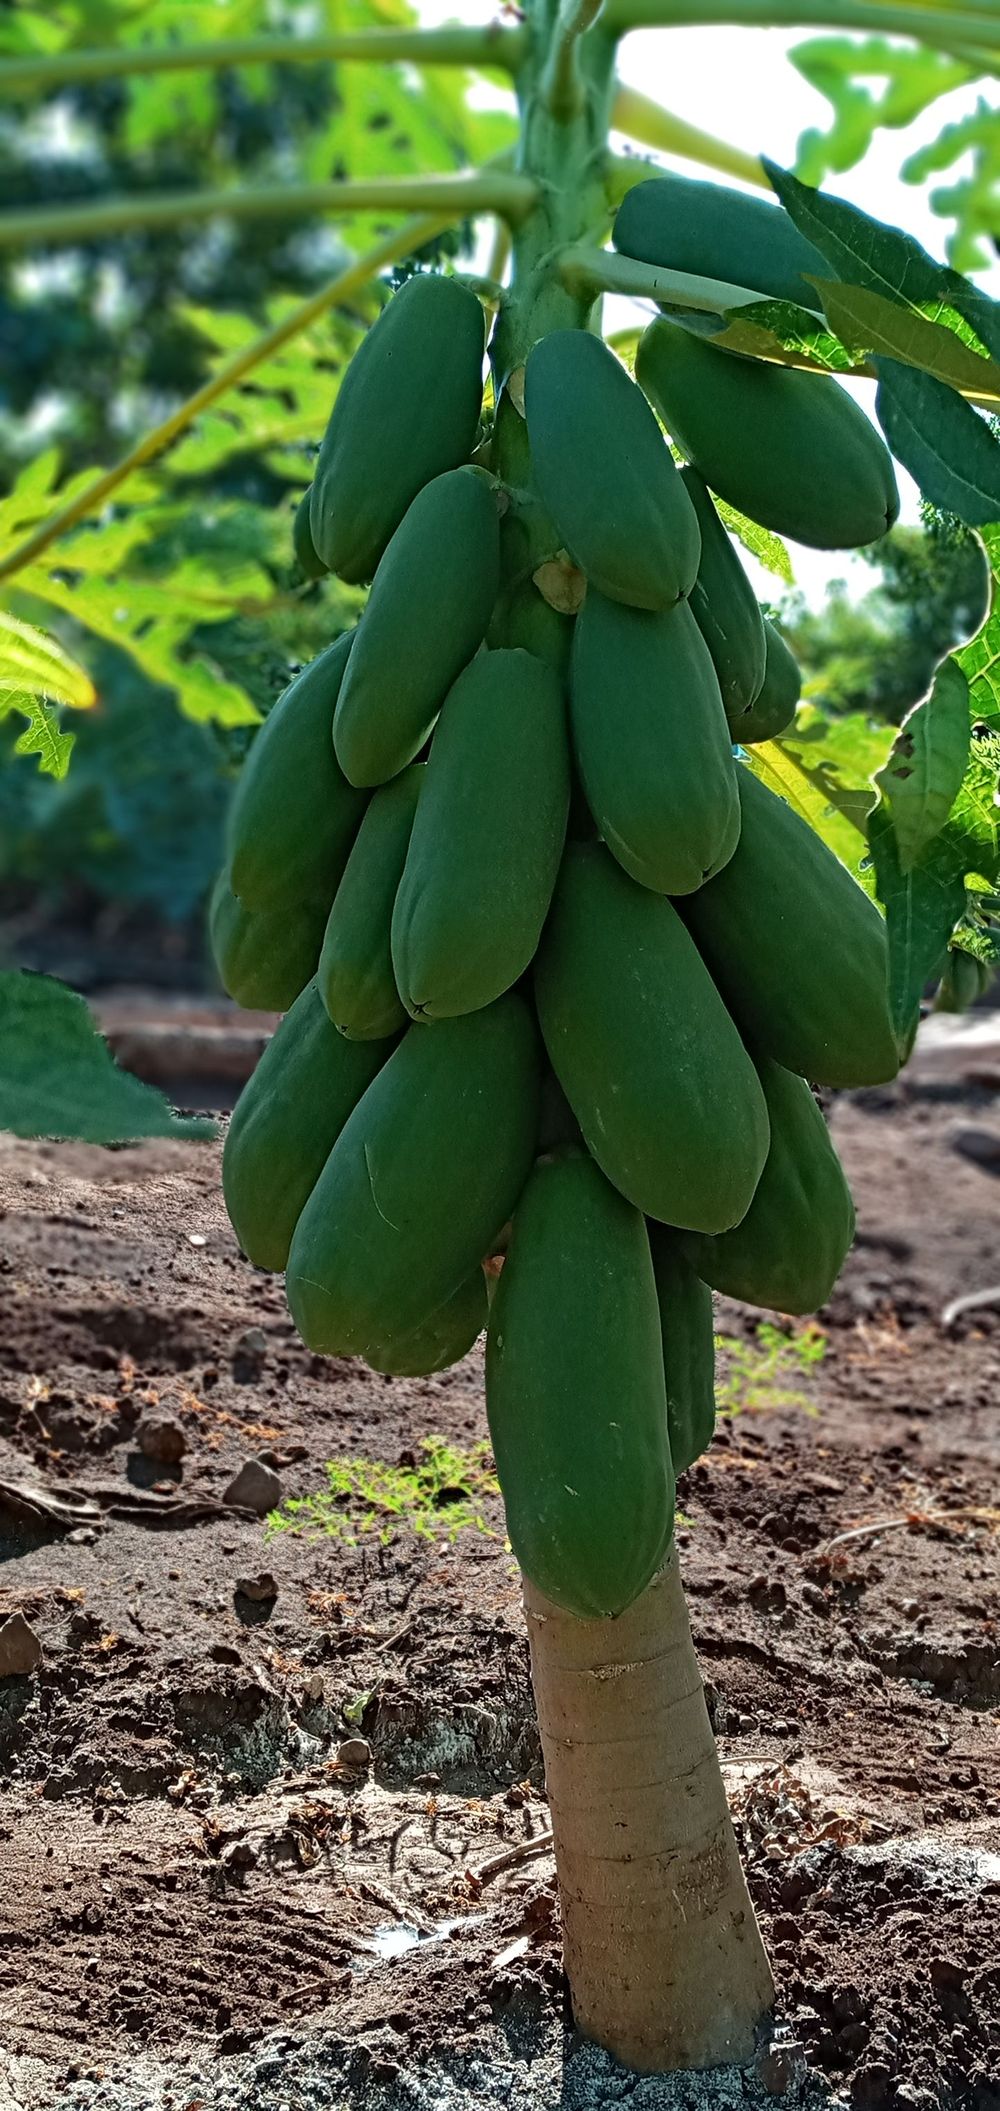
[1, 1016, 999, 2111]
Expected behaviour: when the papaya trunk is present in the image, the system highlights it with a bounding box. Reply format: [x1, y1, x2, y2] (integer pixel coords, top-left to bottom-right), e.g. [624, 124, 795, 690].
[523, 1548, 774, 2071]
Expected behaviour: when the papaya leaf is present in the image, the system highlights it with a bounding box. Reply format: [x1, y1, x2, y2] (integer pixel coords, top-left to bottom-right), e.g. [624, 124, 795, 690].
[811, 280, 1000, 404]
[868, 803, 969, 1052]
[0, 971, 215, 1145]
[763, 161, 1000, 366]
[875, 362, 1000, 527]
[874, 659, 971, 872]
[957, 522, 1000, 731]
[712, 503, 794, 586]
[0, 608, 96, 778]
[714, 299, 856, 374]
[746, 725, 878, 888]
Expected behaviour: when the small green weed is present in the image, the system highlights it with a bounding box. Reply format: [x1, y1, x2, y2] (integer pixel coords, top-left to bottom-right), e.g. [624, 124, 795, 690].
[714, 1321, 825, 1420]
[267, 1434, 501, 1548]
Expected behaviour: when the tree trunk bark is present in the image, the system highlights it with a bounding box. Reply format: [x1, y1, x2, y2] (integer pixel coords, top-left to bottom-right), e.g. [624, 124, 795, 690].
[523, 1547, 774, 2073]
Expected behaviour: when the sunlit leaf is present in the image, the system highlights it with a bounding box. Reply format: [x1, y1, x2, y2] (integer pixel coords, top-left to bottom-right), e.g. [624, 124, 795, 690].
[812, 279, 1000, 402]
[874, 658, 970, 870]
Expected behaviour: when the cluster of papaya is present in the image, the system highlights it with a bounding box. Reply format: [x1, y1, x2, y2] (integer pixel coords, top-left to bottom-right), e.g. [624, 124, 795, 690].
[217, 175, 902, 1620]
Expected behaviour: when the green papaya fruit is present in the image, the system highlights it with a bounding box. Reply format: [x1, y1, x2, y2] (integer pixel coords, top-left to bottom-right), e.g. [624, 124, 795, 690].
[570, 589, 740, 895]
[524, 329, 701, 611]
[684, 767, 899, 1087]
[392, 648, 570, 1020]
[534, 841, 770, 1231]
[486, 1148, 674, 1618]
[648, 1228, 717, 1476]
[310, 275, 486, 584]
[225, 637, 366, 914]
[369, 1268, 488, 1377]
[286, 994, 540, 1362]
[209, 876, 326, 1013]
[737, 619, 801, 744]
[222, 981, 391, 1271]
[637, 319, 900, 551]
[614, 173, 827, 311]
[681, 467, 767, 727]
[935, 947, 991, 1013]
[333, 468, 500, 787]
[292, 487, 326, 580]
[683, 1058, 854, 1313]
[318, 765, 422, 1040]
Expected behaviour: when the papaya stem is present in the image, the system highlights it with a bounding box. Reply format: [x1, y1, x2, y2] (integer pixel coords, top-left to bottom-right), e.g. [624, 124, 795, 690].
[524, 1551, 774, 2069]
[0, 172, 539, 253]
[611, 84, 768, 189]
[0, 212, 457, 584]
[0, 24, 528, 96]
[603, 0, 1000, 57]
[558, 242, 773, 313]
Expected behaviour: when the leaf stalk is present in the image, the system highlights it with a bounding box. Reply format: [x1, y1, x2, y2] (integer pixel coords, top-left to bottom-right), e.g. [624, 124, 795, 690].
[0, 172, 538, 252]
[0, 24, 528, 96]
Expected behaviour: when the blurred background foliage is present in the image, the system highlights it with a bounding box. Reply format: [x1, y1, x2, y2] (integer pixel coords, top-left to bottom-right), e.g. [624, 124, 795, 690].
[0, 0, 513, 980]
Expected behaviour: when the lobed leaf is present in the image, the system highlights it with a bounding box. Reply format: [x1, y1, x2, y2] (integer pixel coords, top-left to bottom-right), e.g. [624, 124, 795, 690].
[874, 659, 971, 872]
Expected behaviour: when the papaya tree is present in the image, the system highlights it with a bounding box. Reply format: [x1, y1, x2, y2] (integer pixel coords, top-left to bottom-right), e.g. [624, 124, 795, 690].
[3, 0, 1000, 2075]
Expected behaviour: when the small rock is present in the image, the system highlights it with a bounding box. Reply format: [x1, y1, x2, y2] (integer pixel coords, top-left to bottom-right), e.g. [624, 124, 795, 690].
[757, 2035, 807, 2097]
[303, 1671, 324, 1701]
[0, 1612, 43, 1677]
[221, 1838, 258, 1871]
[135, 1413, 187, 1465]
[66, 1527, 98, 1547]
[234, 1572, 278, 1604]
[223, 1459, 282, 1515]
[336, 1736, 372, 1770]
[231, 1327, 268, 1384]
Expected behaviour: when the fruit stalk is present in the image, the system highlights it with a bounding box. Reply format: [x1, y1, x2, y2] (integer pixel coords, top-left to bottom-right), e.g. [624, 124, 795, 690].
[524, 1551, 774, 2071]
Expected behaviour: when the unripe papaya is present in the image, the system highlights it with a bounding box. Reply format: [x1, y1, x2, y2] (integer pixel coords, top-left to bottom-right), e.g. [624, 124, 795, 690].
[614, 173, 827, 311]
[292, 487, 326, 580]
[310, 274, 486, 584]
[318, 765, 422, 1040]
[222, 981, 390, 1272]
[682, 1058, 855, 1313]
[333, 468, 500, 787]
[369, 1268, 488, 1377]
[684, 767, 900, 1087]
[486, 1148, 674, 1618]
[648, 1228, 717, 1477]
[637, 319, 900, 551]
[225, 637, 366, 914]
[738, 619, 801, 744]
[681, 468, 767, 728]
[209, 876, 326, 1013]
[571, 588, 739, 895]
[392, 649, 570, 1020]
[534, 842, 770, 1231]
[286, 994, 540, 1362]
[524, 329, 701, 611]
[935, 948, 991, 1013]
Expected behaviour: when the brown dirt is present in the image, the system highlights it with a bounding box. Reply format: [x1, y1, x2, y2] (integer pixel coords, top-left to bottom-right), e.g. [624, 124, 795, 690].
[1, 1053, 999, 2110]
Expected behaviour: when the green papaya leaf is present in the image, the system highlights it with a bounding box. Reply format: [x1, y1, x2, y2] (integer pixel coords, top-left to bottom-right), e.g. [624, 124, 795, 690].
[713, 501, 794, 585]
[957, 522, 1000, 732]
[875, 362, 1000, 527]
[874, 659, 971, 872]
[763, 160, 1000, 365]
[0, 971, 215, 1145]
[868, 803, 968, 1051]
[811, 280, 1000, 403]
